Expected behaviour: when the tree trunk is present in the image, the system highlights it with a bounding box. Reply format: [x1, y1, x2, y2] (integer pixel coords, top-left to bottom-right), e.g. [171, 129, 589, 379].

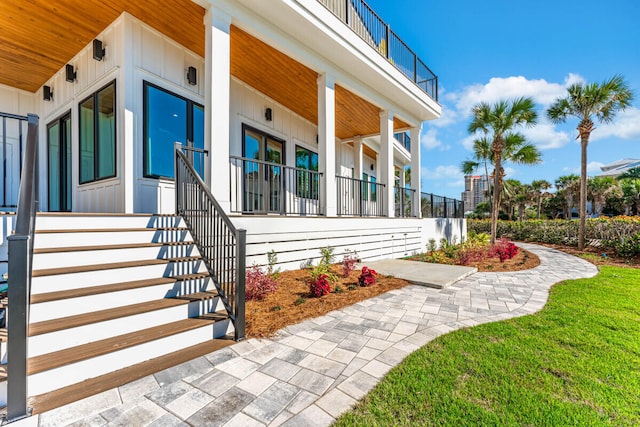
[578, 136, 589, 250]
[537, 194, 541, 219]
[490, 160, 502, 245]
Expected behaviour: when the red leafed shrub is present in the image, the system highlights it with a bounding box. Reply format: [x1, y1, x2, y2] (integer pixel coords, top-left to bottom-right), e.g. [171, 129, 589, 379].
[489, 239, 519, 262]
[341, 253, 358, 277]
[245, 265, 279, 301]
[310, 274, 331, 297]
[358, 266, 378, 287]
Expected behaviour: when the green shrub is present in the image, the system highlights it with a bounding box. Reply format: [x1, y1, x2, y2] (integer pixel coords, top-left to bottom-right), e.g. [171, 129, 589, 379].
[468, 217, 640, 259]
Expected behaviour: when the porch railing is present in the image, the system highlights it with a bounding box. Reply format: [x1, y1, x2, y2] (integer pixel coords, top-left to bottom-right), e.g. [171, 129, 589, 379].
[394, 131, 411, 152]
[318, 0, 438, 101]
[175, 144, 246, 340]
[394, 186, 416, 218]
[336, 175, 385, 217]
[1, 112, 29, 209]
[230, 156, 324, 216]
[421, 192, 464, 219]
[6, 113, 38, 421]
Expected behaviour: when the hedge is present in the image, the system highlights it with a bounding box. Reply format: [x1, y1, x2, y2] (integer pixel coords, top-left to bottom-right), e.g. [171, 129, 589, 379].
[468, 217, 640, 259]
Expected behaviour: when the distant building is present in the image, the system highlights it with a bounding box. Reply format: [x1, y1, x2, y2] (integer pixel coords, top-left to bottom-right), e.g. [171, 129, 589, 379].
[462, 175, 489, 212]
[598, 158, 640, 177]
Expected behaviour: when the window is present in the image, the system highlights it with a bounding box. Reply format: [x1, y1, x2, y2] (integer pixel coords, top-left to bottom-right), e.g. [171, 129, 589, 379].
[362, 173, 369, 200]
[79, 81, 116, 184]
[295, 145, 318, 199]
[370, 176, 377, 202]
[144, 82, 204, 179]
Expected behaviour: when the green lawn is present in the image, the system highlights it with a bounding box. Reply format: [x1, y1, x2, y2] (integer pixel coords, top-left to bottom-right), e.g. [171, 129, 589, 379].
[335, 266, 640, 426]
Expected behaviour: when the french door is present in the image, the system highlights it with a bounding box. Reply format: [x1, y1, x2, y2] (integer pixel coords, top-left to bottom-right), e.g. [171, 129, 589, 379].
[47, 113, 72, 211]
[242, 125, 284, 213]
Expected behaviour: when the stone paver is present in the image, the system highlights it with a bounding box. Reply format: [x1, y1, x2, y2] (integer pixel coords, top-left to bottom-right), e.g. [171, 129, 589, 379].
[25, 243, 596, 427]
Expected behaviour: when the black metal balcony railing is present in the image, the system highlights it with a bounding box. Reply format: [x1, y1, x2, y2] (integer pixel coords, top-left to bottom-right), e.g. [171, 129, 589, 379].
[394, 186, 416, 218]
[421, 192, 464, 219]
[230, 156, 324, 216]
[318, 0, 438, 101]
[336, 175, 385, 217]
[394, 131, 411, 152]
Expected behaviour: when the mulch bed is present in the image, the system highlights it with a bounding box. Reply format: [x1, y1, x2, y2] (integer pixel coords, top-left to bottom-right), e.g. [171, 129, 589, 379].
[244, 243, 637, 339]
[406, 247, 540, 272]
[245, 265, 410, 338]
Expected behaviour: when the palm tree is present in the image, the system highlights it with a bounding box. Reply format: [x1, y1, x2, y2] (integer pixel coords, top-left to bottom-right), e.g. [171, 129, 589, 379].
[547, 75, 634, 249]
[587, 176, 622, 217]
[468, 98, 540, 244]
[531, 179, 552, 219]
[555, 174, 580, 219]
[617, 167, 640, 181]
[621, 179, 640, 215]
[461, 137, 493, 211]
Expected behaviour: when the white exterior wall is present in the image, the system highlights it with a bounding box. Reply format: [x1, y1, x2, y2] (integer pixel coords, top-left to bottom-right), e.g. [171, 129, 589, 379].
[234, 216, 466, 271]
[127, 15, 205, 213]
[36, 16, 123, 213]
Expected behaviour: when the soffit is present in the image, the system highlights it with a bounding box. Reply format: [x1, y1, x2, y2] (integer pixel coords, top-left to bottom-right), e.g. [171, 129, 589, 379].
[0, 0, 205, 92]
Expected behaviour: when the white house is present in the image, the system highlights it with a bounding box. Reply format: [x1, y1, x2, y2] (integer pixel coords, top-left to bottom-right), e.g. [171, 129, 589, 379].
[0, 0, 464, 418]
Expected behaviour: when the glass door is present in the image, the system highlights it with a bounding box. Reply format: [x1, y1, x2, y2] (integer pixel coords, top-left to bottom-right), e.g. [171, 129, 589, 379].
[47, 113, 72, 211]
[242, 126, 284, 213]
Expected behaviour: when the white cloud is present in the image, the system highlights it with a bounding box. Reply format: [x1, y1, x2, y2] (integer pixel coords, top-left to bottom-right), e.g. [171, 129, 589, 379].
[521, 121, 571, 150]
[430, 104, 458, 127]
[421, 165, 462, 180]
[420, 128, 451, 151]
[565, 161, 606, 175]
[461, 134, 477, 151]
[590, 107, 640, 141]
[450, 73, 585, 118]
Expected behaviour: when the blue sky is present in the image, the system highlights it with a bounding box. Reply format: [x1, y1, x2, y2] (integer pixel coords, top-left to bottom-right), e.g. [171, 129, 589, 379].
[366, 0, 640, 200]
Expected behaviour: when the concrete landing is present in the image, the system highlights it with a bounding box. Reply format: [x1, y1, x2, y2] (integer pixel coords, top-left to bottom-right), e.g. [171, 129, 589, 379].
[360, 259, 477, 289]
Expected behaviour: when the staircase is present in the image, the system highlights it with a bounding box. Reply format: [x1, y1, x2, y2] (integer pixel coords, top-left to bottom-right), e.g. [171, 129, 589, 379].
[1, 212, 234, 414]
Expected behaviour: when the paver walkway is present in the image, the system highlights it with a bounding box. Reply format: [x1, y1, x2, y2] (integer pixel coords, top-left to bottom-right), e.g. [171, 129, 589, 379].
[32, 243, 597, 427]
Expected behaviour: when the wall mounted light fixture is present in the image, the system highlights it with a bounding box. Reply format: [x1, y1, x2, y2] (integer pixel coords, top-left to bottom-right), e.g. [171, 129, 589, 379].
[65, 64, 77, 82]
[187, 66, 197, 85]
[265, 107, 273, 121]
[93, 39, 106, 61]
[370, 164, 374, 171]
[43, 85, 53, 101]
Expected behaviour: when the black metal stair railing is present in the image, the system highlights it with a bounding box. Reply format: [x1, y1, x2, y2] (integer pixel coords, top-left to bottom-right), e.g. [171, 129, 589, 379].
[6, 113, 39, 421]
[175, 144, 246, 341]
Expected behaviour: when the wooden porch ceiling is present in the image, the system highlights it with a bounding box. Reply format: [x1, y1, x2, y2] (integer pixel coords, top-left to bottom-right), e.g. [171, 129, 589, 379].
[231, 27, 410, 139]
[0, 1, 409, 139]
[0, 0, 206, 91]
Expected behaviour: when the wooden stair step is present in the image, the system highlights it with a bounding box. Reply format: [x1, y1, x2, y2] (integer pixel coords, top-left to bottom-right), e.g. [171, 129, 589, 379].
[27, 339, 233, 415]
[0, 328, 6, 342]
[35, 227, 188, 234]
[30, 273, 211, 304]
[29, 298, 195, 337]
[28, 317, 225, 375]
[174, 291, 220, 302]
[34, 241, 195, 254]
[32, 256, 203, 277]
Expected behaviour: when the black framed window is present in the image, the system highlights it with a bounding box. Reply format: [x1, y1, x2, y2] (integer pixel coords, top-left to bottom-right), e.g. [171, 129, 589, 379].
[143, 82, 204, 179]
[362, 172, 369, 200]
[79, 81, 116, 184]
[295, 145, 318, 199]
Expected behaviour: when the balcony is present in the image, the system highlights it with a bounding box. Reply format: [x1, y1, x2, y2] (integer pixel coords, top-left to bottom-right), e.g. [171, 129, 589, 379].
[318, 0, 438, 101]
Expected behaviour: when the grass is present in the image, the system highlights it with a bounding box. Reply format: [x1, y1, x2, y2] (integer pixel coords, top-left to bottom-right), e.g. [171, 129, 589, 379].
[334, 266, 640, 426]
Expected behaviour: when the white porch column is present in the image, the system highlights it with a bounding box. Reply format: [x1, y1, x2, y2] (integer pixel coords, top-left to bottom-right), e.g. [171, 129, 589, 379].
[353, 136, 363, 180]
[204, 7, 232, 212]
[410, 124, 422, 217]
[380, 110, 395, 217]
[318, 73, 337, 216]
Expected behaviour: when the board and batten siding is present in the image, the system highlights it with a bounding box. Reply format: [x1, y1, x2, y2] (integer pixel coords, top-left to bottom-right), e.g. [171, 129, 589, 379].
[128, 14, 205, 213]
